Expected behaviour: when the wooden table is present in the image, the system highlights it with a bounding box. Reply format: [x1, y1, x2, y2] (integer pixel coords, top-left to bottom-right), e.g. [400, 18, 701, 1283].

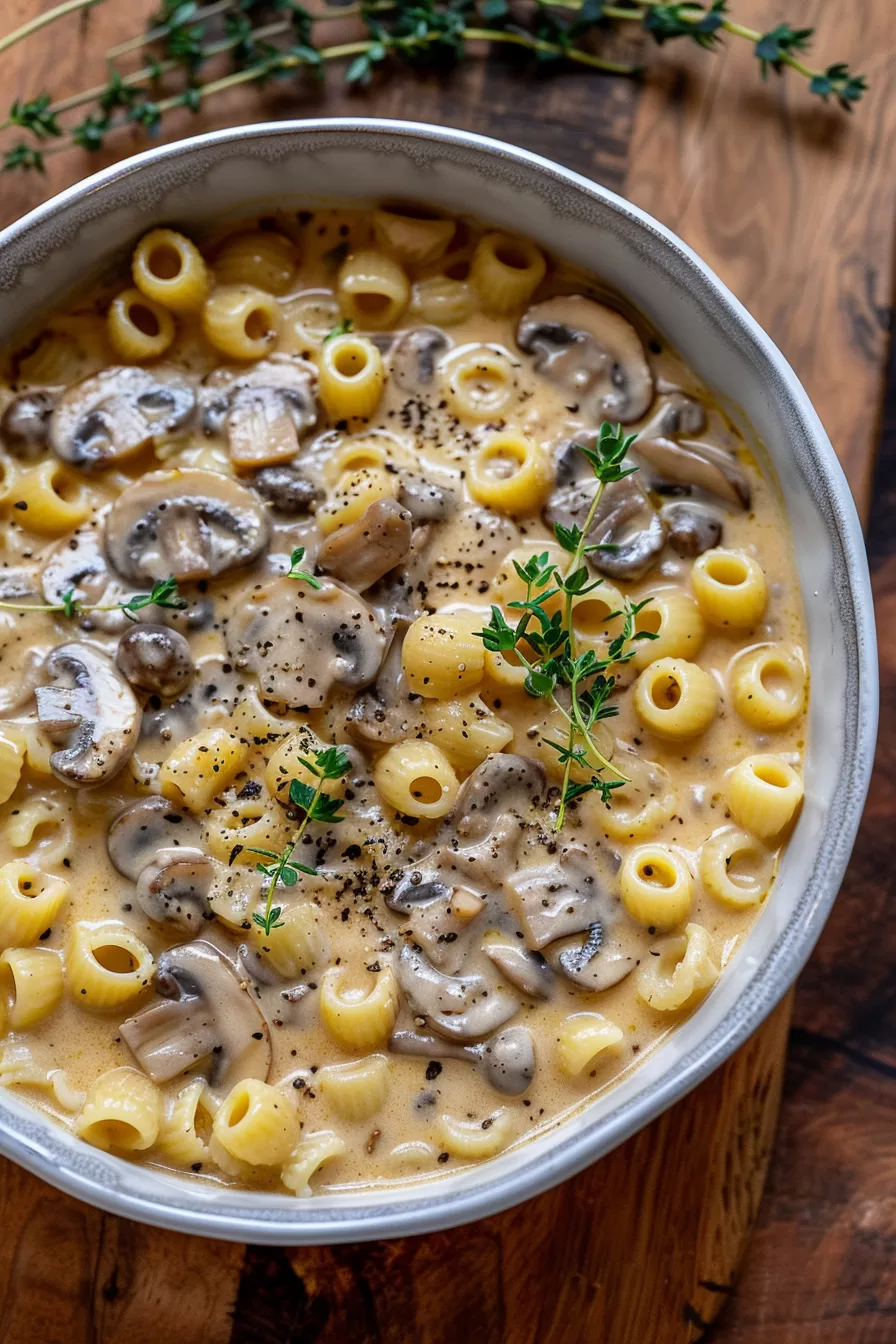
[0, 3, 893, 1340]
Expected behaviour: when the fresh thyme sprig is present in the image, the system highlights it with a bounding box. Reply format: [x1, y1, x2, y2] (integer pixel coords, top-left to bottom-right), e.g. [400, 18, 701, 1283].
[476, 423, 658, 832]
[0, 575, 187, 621]
[323, 318, 355, 343]
[0, 0, 866, 174]
[239, 744, 351, 936]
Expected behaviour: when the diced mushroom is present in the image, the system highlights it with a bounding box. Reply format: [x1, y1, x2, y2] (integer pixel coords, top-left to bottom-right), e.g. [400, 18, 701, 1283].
[135, 847, 214, 931]
[482, 931, 553, 999]
[395, 942, 519, 1041]
[1, 390, 56, 458]
[545, 440, 665, 581]
[659, 500, 724, 557]
[390, 326, 450, 390]
[251, 463, 323, 515]
[49, 366, 195, 468]
[390, 1023, 535, 1096]
[35, 643, 141, 786]
[635, 393, 751, 508]
[318, 498, 413, 592]
[119, 940, 271, 1104]
[517, 296, 653, 423]
[108, 795, 202, 880]
[227, 575, 387, 711]
[105, 469, 270, 584]
[116, 623, 194, 698]
[200, 355, 318, 470]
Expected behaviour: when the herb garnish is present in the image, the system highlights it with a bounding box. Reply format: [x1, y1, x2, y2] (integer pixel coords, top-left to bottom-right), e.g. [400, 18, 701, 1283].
[286, 546, 322, 588]
[323, 318, 355, 343]
[0, 1, 866, 177]
[475, 422, 658, 831]
[241, 745, 351, 936]
[0, 575, 187, 621]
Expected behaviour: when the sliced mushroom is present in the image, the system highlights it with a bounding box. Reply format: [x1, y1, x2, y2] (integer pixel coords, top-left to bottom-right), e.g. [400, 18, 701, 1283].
[108, 795, 202, 880]
[547, 919, 642, 992]
[449, 754, 546, 846]
[252, 463, 323, 515]
[386, 875, 483, 974]
[659, 500, 723, 557]
[517, 296, 653, 423]
[135, 847, 214, 930]
[35, 643, 141, 786]
[201, 355, 318, 470]
[318, 498, 413, 592]
[119, 940, 271, 1104]
[105, 469, 270, 584]
[346, 620, 422, 749]
[1, 390, 56, 458]
[42, 518, 113, 608]
[116, 623, 194, 698]
[396, 942, 519, 1041]
[635, 393, 751, 508]
[390, 326, 450, 390]
[227, 575, 387, 711]
[50, 366, 195, 468]
[391, 1023, 535, 1096]
[546, 440, 665, 581]
[482, 931, 553, 999]
[507, 847, 608, 950]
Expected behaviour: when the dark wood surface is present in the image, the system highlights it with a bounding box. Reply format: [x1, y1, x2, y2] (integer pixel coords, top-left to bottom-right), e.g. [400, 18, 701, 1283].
[0, 3, 893, 1340]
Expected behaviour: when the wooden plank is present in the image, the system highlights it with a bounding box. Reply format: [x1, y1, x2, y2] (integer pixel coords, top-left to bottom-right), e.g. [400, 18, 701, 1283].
[0, 3, 890, 1342]
[624, 0, 896, 513]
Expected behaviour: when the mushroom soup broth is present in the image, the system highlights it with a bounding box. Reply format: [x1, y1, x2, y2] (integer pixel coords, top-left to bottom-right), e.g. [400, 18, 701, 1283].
[0, 208, 807, 1192]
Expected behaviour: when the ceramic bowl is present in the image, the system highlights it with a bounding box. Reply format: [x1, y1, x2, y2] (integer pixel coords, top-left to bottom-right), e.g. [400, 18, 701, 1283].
[0, 119, 877, 1244]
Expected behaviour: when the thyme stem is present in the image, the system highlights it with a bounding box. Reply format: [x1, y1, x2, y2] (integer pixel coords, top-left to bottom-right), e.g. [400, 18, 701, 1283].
[0, 0, 101, 58]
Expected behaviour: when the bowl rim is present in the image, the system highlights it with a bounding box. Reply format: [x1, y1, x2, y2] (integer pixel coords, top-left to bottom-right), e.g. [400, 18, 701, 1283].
[0, 117, 878, 1245]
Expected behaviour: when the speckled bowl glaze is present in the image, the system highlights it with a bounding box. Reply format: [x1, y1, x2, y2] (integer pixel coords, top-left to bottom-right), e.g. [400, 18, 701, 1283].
[0, 120, 877, 1244]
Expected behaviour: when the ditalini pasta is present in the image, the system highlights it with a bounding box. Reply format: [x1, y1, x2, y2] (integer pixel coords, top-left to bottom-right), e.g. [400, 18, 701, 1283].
[0, 204, 807, 1196]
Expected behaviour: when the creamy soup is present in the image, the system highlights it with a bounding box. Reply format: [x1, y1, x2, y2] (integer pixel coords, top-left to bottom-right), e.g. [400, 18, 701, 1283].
[0, 206, 807, 1195]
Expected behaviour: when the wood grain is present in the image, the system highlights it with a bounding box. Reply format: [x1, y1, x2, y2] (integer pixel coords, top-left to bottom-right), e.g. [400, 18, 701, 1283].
[0, 2, 891, 1341]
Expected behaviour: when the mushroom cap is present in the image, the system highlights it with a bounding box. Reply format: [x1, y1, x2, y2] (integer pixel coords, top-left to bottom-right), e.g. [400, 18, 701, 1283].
[1, 389, 56, 458]
[396, 942, 519, 1041]
[390, 326, 451, 390]
[252, 463, 322, 515]
[108, 794, 202, 880]
[660, 500, 724, 557]
[119, 939, 271, 1104]
[227, 575, 388, 710]
[35, 642, 141, 786]
[477, 1025, 535, 1096]
[116, 623, 194, 698]
[42, 517, 116, 613]
[517, 295, 654, 423]
[49, 366, 195, 468]
[317, 497, 413, 593]
[397, 472, 457, 523]
[105, 468, 270, 584]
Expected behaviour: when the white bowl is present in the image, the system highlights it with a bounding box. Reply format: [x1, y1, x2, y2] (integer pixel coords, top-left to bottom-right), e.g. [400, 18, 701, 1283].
[0, 119, 877, 1244]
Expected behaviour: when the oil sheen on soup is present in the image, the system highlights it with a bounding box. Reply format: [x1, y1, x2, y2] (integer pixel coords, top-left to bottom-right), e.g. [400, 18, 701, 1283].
[0, 205, 808, 1195]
